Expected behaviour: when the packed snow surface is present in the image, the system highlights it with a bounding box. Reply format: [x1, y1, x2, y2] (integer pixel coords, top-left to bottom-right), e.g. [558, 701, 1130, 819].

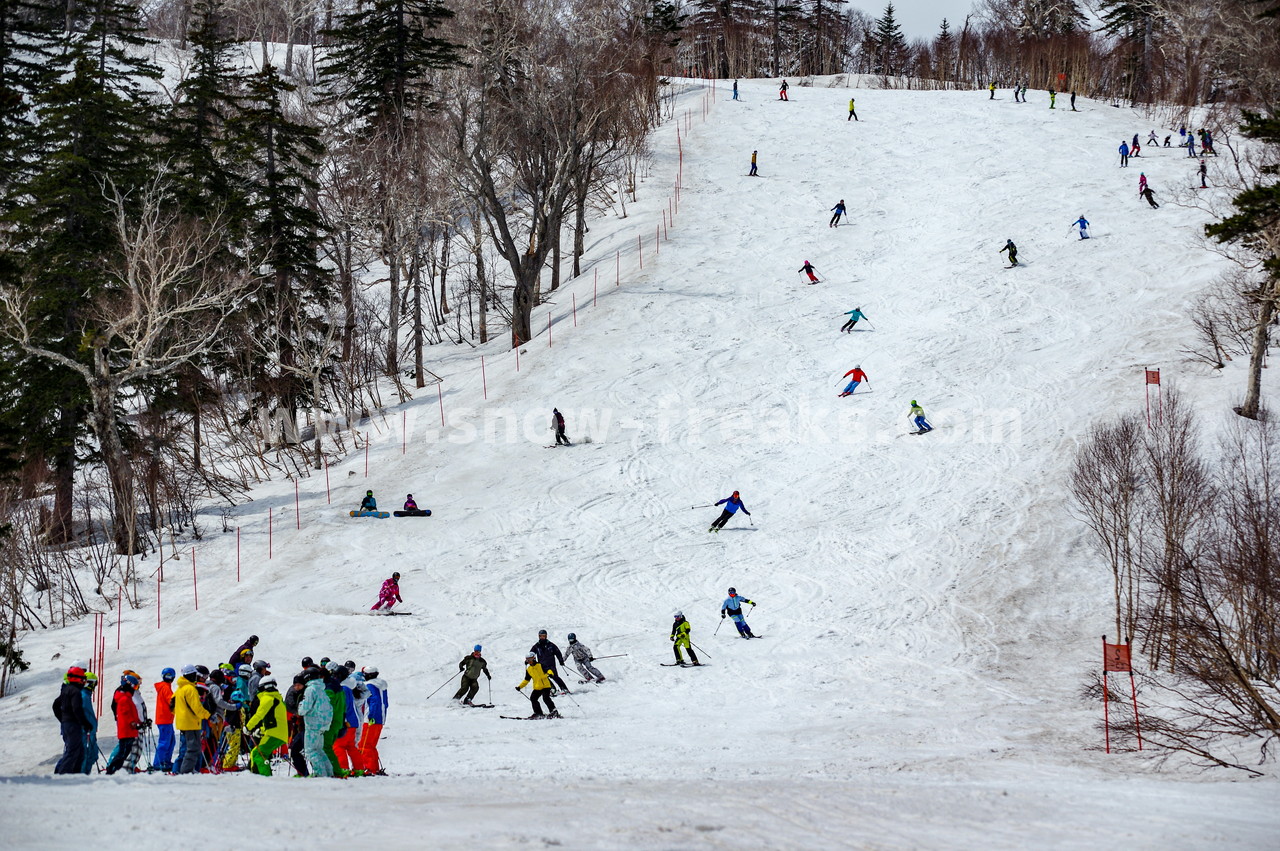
[1, 78, 1276, 849]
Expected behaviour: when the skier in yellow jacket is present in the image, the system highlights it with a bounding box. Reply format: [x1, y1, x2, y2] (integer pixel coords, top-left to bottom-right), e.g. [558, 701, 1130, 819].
[516, 653, 561, 719]
[670, 612, 701, 666]
[245, 676, 289, 776]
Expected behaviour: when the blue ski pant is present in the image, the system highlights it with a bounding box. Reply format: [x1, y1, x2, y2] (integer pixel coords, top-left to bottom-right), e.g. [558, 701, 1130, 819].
[842, 380, 861, 395]
[153, 723, 175, 770]
[54, 721, 86, 774]
[82, 733, 97, 774]
[914, 416, 933, 432]
[305, 726, 333, 777]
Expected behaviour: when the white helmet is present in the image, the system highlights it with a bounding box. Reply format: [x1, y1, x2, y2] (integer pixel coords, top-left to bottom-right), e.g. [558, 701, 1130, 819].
[258, 676, 278, 690]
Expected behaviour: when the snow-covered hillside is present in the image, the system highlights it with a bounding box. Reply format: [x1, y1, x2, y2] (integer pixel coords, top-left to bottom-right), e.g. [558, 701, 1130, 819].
[1, 78, 1275, 849]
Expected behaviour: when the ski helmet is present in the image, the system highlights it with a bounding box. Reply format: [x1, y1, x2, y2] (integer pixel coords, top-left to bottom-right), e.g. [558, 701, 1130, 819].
[66, 667, 86, 682]
[121, 674, 140, 688]
[325, 661, 342, 674]
[911, 400, 917, 406]
[238, 664, 253, 677]
[854, 364, 860, 370]
[249, 635, 259, 645]
[406, 494, 413, 499]
[362, 666, 379, 678]
[84, 672, 98, 690]
[301, 656, 314, 669]
[195, 665, 210, 677]
[258, 676, 278, 690]
[525, 653, 537, 662]
[319, 657, 331, 667]
[209, 670, 226, 684]
[674, 611, 684, 619]
[366, 490, 373, 496]
[304, 666, 324, 681]
[392, 572, 400, 581]
[732, 491, 739, 498]
[567, 633, 576, 642]
[253, 660, 269, 672]
[728, 587, 736, 595]
[473, 645, 482, 653]
[218, 662, 234, 673]
[538, 629, 547, 637]
[161, 667, 176, 681]
[181, 664, 198, 677]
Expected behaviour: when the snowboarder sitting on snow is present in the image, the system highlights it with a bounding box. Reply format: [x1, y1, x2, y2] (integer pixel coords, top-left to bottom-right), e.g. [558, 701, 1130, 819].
[530, 630, 571, 694]
[1072, 215, 1090, 239]
[370, 572, 402, 612]
[567, 633, 606, 683]
[839, 365, 869, 397]
[552, 408, 570, 446]
[671, 612, 700, 666]
[721, 588, 757, 638]
[841, 308, 866, 333]
[516, 653, 561, 718]
[709, 491, 749, 532]
[453, 645, 491, 705]
[829, 199, 846, 228]
[1000, 239, 1018, 267]
[909, 400, 933, 434]
[403, 494, 418, 511]
[798, 260, 819, 283]
[359, 490, 377, 512]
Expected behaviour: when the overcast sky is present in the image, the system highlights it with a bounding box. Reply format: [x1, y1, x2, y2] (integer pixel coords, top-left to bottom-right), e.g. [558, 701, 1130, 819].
[843, 0, 978, 41]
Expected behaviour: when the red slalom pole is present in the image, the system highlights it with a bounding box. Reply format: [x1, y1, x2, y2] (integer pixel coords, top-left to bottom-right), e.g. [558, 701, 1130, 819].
[116, 587, 121, 650]
[594, 278, 598, 307]
[655, 225, 660, 255]
[237, 527, 241, 582]
[437, 383, 445, 427]
[295, 478, 301, 529]
[481, 355, 487, 399]
[572, 293, 577, 327]
[191, 549, 198, 611]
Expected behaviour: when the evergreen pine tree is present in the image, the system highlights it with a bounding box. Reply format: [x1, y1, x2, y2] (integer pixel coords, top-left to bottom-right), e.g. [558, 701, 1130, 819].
[0, 0, 58, 185]
[871, 3, 908, 76]
[934, 18, 954, 81]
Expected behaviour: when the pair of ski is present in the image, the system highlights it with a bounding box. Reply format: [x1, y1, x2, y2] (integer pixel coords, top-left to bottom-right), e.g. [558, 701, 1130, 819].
[460, 703, 494, 709]
[661, 662, 711, 667]
[500, 714, 563, 720]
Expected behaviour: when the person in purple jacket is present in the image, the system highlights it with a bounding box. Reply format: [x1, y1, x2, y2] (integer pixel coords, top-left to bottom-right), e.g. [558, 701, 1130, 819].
[709, 491, 750, 532]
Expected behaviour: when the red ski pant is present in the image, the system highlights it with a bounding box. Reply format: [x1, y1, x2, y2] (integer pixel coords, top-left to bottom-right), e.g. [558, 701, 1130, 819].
[359, 723, 383, 772]
[334, 727, 362, 771]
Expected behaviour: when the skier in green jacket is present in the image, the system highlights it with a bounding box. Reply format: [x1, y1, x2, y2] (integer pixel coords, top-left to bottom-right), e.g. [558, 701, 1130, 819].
[453, 645, 491, 705]
[670, 612, 700, 666]
[908, 400, 933, 434]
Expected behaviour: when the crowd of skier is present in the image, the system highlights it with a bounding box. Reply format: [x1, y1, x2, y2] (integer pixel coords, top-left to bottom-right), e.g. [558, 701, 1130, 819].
[53, 635, 390, 778]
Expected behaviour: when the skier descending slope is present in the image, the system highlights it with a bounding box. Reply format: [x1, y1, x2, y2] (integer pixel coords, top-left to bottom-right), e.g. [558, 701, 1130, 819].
[908, 400, 934, 434]
[370, 572, 402, 612]
[566, 634, 606, 683]
[516, 653, 561, 719]
[530, 629, 572, 694]
[721, 588, 758, 638]
[709, 491, 750, 532]
[839, 365, 869, 397]
[840, 307, 867, 333]
[452, 645, 491, 705]
[798, 260, 820, 283]
[829, 199, 847, 228]
[1072, 215, 1090, 239]
[1000, 239, 1019, 267]
[670, 612, 701, 666]
[551, 408, 571, 445]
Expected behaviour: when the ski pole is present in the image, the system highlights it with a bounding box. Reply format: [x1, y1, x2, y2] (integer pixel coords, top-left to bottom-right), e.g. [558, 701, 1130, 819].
[690, 504, 715, 510]
[714, 618, 724, 635]
[425, 669, 463, 700]
[558, 689, 585, 717]
[690, 641, 711, 659]
[864, 320, 875, 331]
[587, 654, 629, 660]
[488, 678, 492, 705]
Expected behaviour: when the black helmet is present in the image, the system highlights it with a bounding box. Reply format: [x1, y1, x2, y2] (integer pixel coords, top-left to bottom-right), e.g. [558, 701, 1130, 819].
[728, 587, 736, 594]
[392, 572, 400, 581]
[249, 635, 259, 645]
[304, 666, 324, 681]
[366, 490, 373, 496]
[301, 656, 314, 669]
[253, 660, 269, 672]
[538, 629, 547, 636]
[406, 494, 413, 499]
[344, 660, 356, 670]
[194, 664, 210, 677]
[567, 633, 577, 641]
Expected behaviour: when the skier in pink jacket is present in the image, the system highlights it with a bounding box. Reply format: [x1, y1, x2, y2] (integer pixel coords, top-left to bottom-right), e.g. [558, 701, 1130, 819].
[371, 573, 402, 611]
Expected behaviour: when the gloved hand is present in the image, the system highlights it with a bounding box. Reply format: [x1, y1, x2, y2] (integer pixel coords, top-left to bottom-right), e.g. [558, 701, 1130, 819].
[751, 602, 757, 607]
[515, 686, 522, 691]
[485, 673, 491, 680]
[588, 657, 594, 662]
[721, 614, 726, 619]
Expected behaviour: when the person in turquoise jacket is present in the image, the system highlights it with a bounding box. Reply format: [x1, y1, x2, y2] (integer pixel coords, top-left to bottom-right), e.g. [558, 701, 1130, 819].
[80, 673, 100, 774]
[298, 670, 333, 777]
[840, 308, 866, 333]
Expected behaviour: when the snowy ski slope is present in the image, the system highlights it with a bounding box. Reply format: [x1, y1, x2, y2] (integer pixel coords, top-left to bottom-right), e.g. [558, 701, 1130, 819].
[0, 78, 1276, 849]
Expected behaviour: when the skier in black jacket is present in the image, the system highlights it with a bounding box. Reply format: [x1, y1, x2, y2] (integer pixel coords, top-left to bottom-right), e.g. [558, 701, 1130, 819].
[529, 630, 571, 693]
[552, 409, 570, 446]
[53, 667, 92, 774]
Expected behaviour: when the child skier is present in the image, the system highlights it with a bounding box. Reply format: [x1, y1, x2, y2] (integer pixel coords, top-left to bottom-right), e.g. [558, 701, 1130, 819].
[1000, 239, 1018, 267]
[709, 491, 750, 532]
[566, 634, 606, 683]
[104, 673, 142, 774]
[370, 572, 402, 612]
[839, 365, 869, 397]
[798, 260, 820, 283]
[749, 150, 758, 176]
[829, 199, 846, 228]
[1138, 173, 1147, 195]
[1073, 215, 1090, 239]
[779, 79, 789, 101]
[1199, 159, 1207, 189]
[732, 79, 739, 101]
[908, 400, 934, 434]
[840, 307, 866, 333]
[452, 645, 491, 705]
[721, 588, 757, 638]
[516, 653, 561, 718]
[1140, 186, 1159, 209]
[671, 612, 700, 666]
[358, 490, 377, 513]
[847, 98, 858, 121]
[151, 667, 176, 772]
[1147, 130, 1158, 145]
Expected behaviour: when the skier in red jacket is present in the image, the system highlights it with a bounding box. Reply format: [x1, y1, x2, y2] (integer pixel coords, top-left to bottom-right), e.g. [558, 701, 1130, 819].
[105, 673, 143, 774]
[839, 366, 869, 397]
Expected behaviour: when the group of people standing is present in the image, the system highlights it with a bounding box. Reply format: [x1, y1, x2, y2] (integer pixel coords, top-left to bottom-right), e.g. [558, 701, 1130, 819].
[53, 635, 391, 779]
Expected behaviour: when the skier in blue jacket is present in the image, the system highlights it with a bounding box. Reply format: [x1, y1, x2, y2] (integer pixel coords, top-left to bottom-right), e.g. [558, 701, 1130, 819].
[1072, 215, 1090, 239]
[721, 588, 758, 638]
[829, 199, 847, 228]
[1118, 141, 1130, 167]
[709, 491, 750, 532]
